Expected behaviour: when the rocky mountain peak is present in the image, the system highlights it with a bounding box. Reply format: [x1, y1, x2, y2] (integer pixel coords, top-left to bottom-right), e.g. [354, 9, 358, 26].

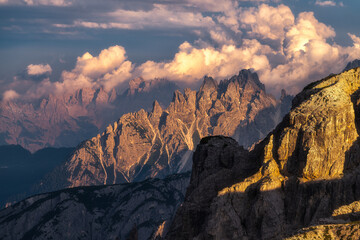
[127, 77, 176, 96]
[151, 100, 163, 115]
[38, 69, 291, 191]
[231, 69, 265, 92]
[0, 75, 178, 152]
[199, 76, 217, 93]
[167, 67, 360, 240]
[128, 77, 145, 95]
[344, 59, 360, 72]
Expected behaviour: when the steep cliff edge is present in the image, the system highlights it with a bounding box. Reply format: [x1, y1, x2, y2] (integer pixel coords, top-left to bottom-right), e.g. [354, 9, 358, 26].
[40, 69, 291, 191]
[166, 67, 360, 239]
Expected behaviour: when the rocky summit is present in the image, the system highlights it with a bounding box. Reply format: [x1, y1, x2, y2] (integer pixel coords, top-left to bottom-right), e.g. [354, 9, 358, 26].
[38, 69, 291, 192]
[166, 67, 360, 239]
[0, 173, 190, 240]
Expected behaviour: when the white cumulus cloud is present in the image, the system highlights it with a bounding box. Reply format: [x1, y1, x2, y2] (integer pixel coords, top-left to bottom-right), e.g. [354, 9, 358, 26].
[54, 45, 133, 93]
[315, 0, 336, 7]
[133, 4, 360, 94]
[27, 64, 52, 75]
[5, 2, 360, 99]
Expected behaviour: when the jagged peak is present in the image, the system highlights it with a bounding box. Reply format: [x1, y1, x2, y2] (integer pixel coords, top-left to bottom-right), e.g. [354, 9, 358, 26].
[280, 89, 287, 101]
[172, 89, 185, 103]
[218, 69, 266, 94]
[128, 77, 145, 95]
[127, 77, 177, 96]
[236, 69, 265, 91]
[199, 75, 217, 92]
[108, 88, 117, 102]
[151, 100, 163, 115]
[343, 59, 360, 72]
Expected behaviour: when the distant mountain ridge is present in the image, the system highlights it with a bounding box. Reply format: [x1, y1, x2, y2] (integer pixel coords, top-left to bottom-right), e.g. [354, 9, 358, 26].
[0, 78, 179, 152]
[0, 172, 190, 240]
[0, 145, 74, 208]
[37, 69, 292, 193]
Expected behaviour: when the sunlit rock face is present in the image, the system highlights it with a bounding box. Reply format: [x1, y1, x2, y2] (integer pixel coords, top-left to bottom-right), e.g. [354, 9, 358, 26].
[0, 78, 179, 152]
[167, 67, 360, 240]
[0, 173, 190, 240]
[38, 69, 291, 192]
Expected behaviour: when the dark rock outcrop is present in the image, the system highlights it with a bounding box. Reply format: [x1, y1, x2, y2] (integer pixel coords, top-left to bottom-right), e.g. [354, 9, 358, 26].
[344, 59, 360, 72]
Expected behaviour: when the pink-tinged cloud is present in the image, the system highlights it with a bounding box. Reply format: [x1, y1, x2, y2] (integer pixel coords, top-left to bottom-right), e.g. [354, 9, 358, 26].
[27, 64, 52, 75]
[5, 3, 360, 99]
[54, 45, 133, 93]
[56, 4, 215, 30]
[315, 0, 337, 7]
[24, 0, 72, 6]
[2, 90, 20, 101]
[238, 4, 295, 41]
[134, 4, 360, 94]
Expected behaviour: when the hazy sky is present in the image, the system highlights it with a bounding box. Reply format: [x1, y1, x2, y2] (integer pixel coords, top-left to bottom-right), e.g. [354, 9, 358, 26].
[1, 0, 360, 99]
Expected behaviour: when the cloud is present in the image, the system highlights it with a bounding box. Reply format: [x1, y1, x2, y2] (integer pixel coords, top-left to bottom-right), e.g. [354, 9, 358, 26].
[55, 4, 215, 30]
[135, 40, 271, 82]
[134, 4, 360, 94]
[238, 4, 294, 41]
[315, 0, 336, 7]
[23, 0, 72, 6]
[54, 45, 133, 93]
[2, 90, 20, 101]
[4, 2, 360, 99]
[27, 64, 52, 75]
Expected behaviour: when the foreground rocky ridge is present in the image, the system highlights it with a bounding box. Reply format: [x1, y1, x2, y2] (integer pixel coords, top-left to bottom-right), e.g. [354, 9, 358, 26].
[166, 67, 360, 239]
[0, 173, 190, 240]
[0, 78, 178, 152]
[40, 70, 291, 191]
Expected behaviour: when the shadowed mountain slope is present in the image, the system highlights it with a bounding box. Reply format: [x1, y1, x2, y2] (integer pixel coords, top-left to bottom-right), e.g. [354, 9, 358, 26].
[0, 173, 190, 240]
[0, 145, 74, 208]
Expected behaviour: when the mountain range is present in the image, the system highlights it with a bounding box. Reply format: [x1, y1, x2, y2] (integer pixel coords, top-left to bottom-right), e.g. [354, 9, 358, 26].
[0, 173, 190, 240]
[35, 69, 292, 193]
[1, 67, 360, 239]
[0, 78, 179, 152]
[2, 67, 360, 239]
[0, 145, 74, 207]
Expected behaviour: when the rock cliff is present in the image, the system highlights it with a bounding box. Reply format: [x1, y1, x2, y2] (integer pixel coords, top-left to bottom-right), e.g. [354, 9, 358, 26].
[40, 70, 291, 191]
[166, 67, 360, 239]
[0, 173, 190, 240]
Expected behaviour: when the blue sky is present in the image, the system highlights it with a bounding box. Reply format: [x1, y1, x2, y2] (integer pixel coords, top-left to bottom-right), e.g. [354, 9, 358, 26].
[0, 0, 360, 99]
